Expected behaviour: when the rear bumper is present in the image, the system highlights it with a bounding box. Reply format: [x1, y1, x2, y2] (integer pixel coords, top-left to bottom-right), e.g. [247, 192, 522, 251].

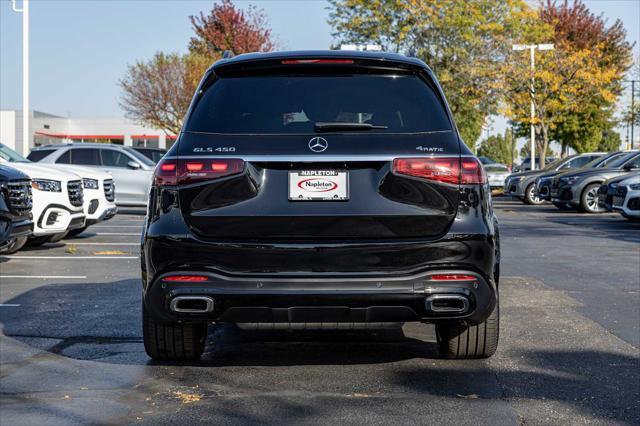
[144, 270, 497, 326]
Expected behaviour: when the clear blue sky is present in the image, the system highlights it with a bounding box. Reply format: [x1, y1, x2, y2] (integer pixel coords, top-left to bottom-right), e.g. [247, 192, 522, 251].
[1, 0, 638, 119]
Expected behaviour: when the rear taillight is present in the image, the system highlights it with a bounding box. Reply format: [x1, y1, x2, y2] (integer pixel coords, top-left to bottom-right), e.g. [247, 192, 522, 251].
[392, 157, 486, 185]
[154, 158, 245, 185]
[429, 274, 477, 281]
[162, 275, 208, 282]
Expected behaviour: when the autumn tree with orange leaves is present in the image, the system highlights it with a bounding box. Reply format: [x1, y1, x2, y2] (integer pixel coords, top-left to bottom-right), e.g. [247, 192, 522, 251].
[189, 0, 274, 57]
[503, 0, 632, 164]
[120, 1, 275, 135]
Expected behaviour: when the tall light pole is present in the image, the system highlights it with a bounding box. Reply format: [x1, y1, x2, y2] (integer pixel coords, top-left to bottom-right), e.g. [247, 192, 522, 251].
[10, 0, 29, 155]
[512, 43, 554, 170]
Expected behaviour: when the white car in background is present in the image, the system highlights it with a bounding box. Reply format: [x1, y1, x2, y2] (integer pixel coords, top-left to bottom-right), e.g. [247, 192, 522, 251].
[50, 164, 117, 236]
[29, 143, 155, 206]
[611, 173, 640, 220]
[0, 144, 85, 250]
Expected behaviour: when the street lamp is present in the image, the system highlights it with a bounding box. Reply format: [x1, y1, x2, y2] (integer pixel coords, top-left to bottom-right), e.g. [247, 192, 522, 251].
[512, 43, 554, 171]
[10, 0, 29, 155]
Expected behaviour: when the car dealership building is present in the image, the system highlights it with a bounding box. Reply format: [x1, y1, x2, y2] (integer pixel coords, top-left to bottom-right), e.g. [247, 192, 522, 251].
[1, 109, 176, 156]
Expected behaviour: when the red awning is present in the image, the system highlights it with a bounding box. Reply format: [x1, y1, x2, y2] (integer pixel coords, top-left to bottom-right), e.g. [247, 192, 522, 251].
[35, 131, 125, 139]
[131, 134, 160, 139]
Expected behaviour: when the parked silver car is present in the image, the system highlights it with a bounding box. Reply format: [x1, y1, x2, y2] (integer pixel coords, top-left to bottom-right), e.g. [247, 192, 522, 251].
[28, 143, 154, 206]
[484, 163, 510, 190]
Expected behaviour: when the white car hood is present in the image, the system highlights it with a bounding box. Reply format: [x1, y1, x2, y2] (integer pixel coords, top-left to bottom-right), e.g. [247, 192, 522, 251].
[0, 160, 81, 181]
[49, 164, 112, 180]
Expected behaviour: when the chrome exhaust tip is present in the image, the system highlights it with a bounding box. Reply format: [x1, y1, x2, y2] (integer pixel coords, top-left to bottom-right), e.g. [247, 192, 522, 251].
[425, 294, 470, 314]
[170, 296, 214, 313]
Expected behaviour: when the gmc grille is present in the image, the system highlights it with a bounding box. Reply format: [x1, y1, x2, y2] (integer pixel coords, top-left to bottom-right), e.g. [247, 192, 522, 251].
[103, 179, 115, 202]
[7, 179, 32, 214]
[67, 180, 84, 207]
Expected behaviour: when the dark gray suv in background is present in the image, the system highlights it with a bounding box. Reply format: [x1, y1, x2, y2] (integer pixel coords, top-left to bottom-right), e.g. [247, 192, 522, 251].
[504, 152, 604, 204]
[551, 151, 640, 213]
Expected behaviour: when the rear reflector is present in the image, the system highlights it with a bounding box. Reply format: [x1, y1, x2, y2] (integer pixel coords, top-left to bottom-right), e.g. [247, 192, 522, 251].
[429, 274, 477, 281]
[281, 59, 354, 64]
[154, 158, 245, 185]
[392, 157, 486, 185]
[162, 275, 208, 282]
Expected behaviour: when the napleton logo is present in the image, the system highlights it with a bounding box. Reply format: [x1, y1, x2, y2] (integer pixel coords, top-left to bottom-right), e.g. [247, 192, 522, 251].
[297, 178, 338, 192]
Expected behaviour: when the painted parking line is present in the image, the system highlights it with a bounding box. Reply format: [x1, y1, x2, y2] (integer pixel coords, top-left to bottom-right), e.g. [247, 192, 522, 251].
[94, 233, 140, 236]
[0, 304, 20, 307]
[0, 275, 87, 279]
[89, 225, 142, 228]
[56, 242, 139, 246]
[1, 256, 139, 260]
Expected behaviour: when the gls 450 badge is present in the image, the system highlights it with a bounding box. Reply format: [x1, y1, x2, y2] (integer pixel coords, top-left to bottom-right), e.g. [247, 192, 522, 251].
[193, 147, 236, 153]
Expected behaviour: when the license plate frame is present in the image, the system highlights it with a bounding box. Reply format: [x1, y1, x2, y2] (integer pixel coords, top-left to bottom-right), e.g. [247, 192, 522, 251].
[288, 170, 349, 201]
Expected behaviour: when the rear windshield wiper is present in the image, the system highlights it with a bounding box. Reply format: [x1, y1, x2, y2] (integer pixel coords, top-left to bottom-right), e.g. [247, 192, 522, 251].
[314, 122, 388, 132]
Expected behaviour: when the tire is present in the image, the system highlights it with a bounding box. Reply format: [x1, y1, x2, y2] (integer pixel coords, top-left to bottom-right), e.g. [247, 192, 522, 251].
[580, 183, 603, 213]
[523, 183, 543, 205]
[26, 235, 52, 247]
[0, 236, 28, 254]
[552, 201, 573, 210]
[142, 302, 207, 361]
[436, 302, 499, 359]
[66, 226, 87, 238]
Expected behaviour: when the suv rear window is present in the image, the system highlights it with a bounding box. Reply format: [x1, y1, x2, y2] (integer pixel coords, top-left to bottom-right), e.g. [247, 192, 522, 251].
[186, 75, 452, 135]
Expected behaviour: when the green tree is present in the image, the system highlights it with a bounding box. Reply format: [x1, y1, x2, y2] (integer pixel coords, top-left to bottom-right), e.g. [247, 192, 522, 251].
[327, 0, 541, 148]
[477, 131, 516, 167]
[598, 129, 622, 152]
[538, 0, 633, 155]
[519, 144, 556, 160]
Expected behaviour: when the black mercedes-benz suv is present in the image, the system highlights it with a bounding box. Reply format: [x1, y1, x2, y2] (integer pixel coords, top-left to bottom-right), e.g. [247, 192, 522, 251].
[141, 51, 500, 361]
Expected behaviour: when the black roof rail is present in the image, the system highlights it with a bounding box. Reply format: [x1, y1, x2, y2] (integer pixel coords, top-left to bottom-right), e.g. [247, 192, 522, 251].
[222, 50, 234, 59]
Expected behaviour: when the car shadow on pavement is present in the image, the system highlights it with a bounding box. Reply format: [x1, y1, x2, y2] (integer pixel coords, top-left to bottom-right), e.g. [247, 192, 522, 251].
[0, 279, 439, 366]
[1, 279, 638, 423]
[393, 349, 640, 424]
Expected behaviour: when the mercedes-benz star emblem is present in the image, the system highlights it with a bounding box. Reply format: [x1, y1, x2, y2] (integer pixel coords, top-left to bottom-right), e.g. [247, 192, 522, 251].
[308, 137, 328, 153]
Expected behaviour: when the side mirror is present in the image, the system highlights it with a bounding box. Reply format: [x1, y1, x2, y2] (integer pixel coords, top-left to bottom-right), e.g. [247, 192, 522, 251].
[127, 161, 141, 170]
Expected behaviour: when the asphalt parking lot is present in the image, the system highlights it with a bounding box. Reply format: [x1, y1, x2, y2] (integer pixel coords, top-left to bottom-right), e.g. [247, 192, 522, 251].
[1, 199, 639, 425]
